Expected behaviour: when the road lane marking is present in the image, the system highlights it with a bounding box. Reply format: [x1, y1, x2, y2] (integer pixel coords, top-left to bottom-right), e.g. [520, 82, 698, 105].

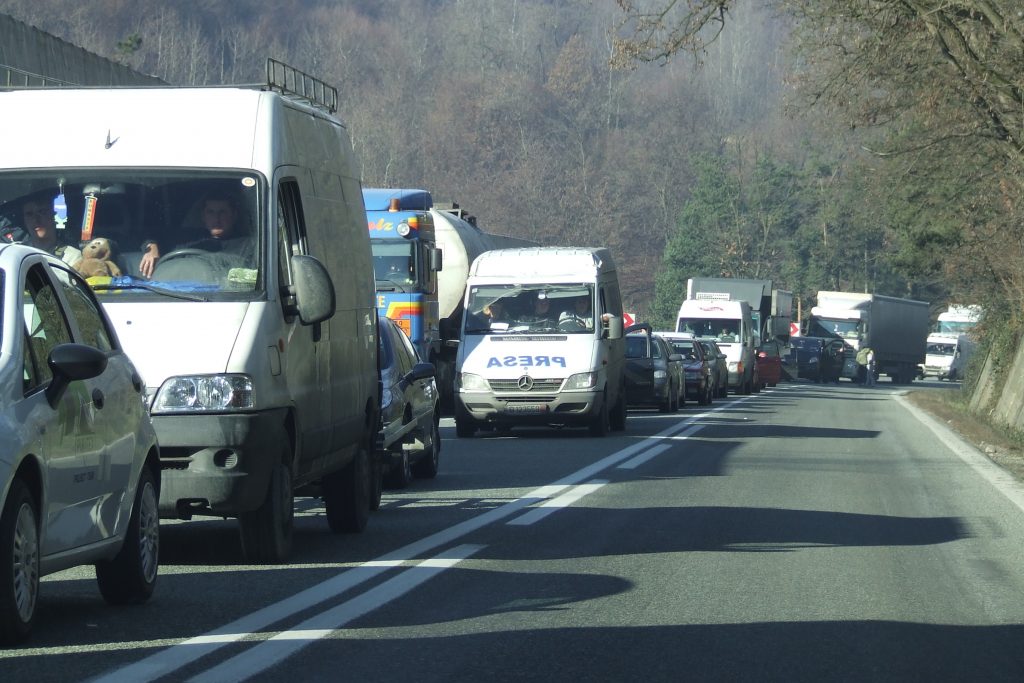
[618, 443, 674, 470]
[93, 394, 753, 683]
[507, 480, 610, 525]
[188, 544, 485, 683]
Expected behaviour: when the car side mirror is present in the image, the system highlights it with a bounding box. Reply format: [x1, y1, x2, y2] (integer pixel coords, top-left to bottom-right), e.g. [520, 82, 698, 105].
[406, 361, 436, 383]
[45, 343, 108, 408]
[289, 254, 336, 325]
[429, 247, 443, 272]
[668, 353, 683, 362]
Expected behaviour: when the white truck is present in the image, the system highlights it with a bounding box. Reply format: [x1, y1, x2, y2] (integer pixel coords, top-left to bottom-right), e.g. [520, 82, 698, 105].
[935, 304, 982, 337]
[686, 277, 794, 345]
[0, 60, 381, 562]
[454, 247, 627, 436]
[806, 291, 929, 384]
[919, 304, 981, 381]
[676, 298, 757, 394]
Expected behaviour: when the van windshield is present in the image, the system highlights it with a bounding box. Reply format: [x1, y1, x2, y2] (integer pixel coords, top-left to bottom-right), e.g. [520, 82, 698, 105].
[465, 283, 595, 334]
[0, 170, 263, 298]
[678, 318, 739, 342]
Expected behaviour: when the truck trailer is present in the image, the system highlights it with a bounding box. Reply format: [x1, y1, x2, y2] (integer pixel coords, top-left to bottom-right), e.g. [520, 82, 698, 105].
[806, 291, 929, 384]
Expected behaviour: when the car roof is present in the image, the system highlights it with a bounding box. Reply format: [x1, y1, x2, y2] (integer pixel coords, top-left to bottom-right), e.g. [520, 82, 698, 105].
[655, 331, 695, 340]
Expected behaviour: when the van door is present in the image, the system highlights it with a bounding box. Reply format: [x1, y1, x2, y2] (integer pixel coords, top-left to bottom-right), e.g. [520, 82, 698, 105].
[276, 176, 331, 476]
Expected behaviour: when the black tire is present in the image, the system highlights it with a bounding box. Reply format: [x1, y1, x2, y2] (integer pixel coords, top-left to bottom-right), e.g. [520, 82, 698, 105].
[324, 445, 370, 534]
[0, 479, 38, 644]
[455, 404, 476, 438]
[610, 387, 627, 432]
[412, 420, 441, 479]
[718, 381, 728, 398]
[239, 460, 294, 563]
[386, 449, 413, 489]
[589, 392, 610, 436]
[96, 466, 159, 604]
[369, 455, 383, 512]
[658, 385, 673, 413]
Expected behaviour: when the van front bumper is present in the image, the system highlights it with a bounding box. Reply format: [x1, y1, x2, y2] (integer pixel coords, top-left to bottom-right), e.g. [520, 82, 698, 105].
[151, 409, 288, 519]
[457, 389, 602, 426]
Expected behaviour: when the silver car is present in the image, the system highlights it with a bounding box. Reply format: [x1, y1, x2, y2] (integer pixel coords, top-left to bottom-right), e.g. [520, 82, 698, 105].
[376, 315, 440, 491]
[0, 243, 160, 643]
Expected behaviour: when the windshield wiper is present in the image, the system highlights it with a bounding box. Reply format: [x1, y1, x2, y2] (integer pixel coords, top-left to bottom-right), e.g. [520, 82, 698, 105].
[92, 279, 211, 302]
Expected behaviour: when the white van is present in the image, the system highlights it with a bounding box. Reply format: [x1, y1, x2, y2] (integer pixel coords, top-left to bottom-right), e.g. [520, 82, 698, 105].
[677, 297, 756, 394]
[0, 61, 380, 562]
[455, 247, 626, 436]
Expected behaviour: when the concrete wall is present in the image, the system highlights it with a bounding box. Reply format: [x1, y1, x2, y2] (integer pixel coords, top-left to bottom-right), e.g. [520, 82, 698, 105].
[0, 13, 163, 86]
[969, 336, 1024, 431]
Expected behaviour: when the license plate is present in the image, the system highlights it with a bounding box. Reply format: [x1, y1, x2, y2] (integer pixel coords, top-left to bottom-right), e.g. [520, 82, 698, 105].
[505, 403, 549, 415]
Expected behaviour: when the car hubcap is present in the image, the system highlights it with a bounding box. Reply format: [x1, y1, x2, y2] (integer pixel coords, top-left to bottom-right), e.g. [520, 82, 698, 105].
[13, 502, 39, 623]
[138, 482, 160, 584]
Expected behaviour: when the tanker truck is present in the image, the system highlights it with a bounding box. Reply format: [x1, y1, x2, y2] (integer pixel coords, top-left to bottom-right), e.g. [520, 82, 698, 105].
[365, 189, 535, 408]
[805, 291, 929, 384]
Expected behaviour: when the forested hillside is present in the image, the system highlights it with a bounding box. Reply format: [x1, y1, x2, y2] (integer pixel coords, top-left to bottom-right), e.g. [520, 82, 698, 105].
[1, 0, 1002, 326]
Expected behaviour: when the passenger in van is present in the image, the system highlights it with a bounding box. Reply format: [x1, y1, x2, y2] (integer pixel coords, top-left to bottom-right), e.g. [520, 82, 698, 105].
[524, 294, 557, 329]
[142, 191, 254, 276]
[21, 196, 82, 266]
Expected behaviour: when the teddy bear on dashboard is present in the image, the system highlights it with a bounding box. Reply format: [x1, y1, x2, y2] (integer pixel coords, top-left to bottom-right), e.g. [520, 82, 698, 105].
[73, 237, 123, 278]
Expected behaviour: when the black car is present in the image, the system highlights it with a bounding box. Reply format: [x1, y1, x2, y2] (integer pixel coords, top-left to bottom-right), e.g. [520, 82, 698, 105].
[624, 327, 685, 412]
[784, 336, 845, 382]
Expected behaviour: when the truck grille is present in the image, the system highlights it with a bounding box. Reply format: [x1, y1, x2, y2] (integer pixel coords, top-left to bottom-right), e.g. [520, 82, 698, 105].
[489, 378, 564, 393]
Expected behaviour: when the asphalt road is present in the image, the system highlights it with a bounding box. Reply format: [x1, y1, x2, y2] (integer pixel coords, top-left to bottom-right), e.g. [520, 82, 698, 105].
[5, 379, 1024, 682]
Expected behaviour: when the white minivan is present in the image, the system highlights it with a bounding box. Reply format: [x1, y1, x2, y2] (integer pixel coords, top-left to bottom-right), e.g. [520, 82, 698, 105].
[454, 247, 626, 436]
[677, 297, 756, 394]
[0, 61, 380, 563]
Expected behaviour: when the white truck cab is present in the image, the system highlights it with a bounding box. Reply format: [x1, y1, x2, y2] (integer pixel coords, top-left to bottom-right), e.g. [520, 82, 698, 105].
[677, 297, 756, 394]
[454, 247, 626, 436]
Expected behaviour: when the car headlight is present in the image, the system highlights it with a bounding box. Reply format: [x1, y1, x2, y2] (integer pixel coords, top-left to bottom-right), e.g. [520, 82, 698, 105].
[381, 386, 395, 410]
[152, 374, 254, 413]
[458, 372, 490, 392]
[727, 362, 739, 372]
[653, 370, 667, 379]
[563, 372, 597, 391]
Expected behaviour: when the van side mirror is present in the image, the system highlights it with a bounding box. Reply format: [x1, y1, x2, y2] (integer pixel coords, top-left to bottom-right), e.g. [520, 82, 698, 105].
[429, 247, 443, 272]
[289, 254, 335, 325]
[605, 315, 624, 340]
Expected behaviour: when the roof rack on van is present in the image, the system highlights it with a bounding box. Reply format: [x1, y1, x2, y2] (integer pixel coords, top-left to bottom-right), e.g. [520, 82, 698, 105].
[265, 58, 338, 114]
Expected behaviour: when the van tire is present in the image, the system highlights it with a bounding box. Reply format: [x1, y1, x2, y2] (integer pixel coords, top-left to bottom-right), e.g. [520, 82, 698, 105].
[369, 456, 383, 512]
[239, 460, 294, 563]
[589, 392, 610, 437]
[96, 466, 159, 604]
[0, 479, 38, 644]
[324, 445, 370, 534]
[610, 389, 627, 432]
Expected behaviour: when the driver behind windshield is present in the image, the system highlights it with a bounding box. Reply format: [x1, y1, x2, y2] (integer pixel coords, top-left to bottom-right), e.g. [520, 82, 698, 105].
[141, 191, 254, 277]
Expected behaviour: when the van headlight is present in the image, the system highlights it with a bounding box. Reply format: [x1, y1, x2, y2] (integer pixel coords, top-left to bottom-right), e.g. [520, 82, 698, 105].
[153, 374, 254, 413]
[457, 372, 490, 392]
[563, 372, 597, 391]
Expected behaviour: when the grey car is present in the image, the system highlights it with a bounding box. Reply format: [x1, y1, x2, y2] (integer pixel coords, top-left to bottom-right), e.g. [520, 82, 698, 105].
[0, 243, 160, 643]
[376, 315, 440, 492]
[698, 338, 730, 398]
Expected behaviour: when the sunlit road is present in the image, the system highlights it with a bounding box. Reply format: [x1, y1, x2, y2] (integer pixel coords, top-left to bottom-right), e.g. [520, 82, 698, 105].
[6, 380, 1024, 681]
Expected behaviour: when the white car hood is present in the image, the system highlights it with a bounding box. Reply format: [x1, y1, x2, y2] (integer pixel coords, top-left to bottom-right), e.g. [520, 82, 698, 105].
[104, 301, 248, 387]
[460, 334, 596, 379]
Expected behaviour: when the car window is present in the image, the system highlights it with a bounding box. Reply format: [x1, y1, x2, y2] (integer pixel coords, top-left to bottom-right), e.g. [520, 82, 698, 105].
[51, 265, 115, 352]
[388, 322, 414, 375]
[377, 319, 395, 370]
[23, 264, 74, 391]
[625, 336, 650, 359]
[395, 324, 419, 367]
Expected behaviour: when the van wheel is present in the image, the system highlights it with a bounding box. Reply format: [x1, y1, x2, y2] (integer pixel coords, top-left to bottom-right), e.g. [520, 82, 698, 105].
[413, 421, 441, 479]
[610, 389, 627, 432]
[239, 460, 294, 563]
[589, 392, 610, 437]
[97, 466, 159, 604]
[0, 479, 38, 644]
[324, 444, 370, 534]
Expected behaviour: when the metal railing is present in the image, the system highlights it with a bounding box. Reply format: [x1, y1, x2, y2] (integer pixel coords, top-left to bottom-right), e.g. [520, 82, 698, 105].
[265, 58, 337, 113]
[1, 63, 77, 87]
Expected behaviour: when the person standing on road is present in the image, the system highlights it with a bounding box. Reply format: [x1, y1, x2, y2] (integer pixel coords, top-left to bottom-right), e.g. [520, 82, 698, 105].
[865, 347, 876, 387]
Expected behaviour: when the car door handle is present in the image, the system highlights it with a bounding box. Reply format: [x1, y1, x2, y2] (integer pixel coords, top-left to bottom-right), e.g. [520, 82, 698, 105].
[92, 388, 105, 409]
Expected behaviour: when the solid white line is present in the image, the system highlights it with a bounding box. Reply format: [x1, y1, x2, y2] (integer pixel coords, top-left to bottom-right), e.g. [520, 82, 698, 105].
[92, 394, 753, 683]
[618, 443, 674, 470]
[507, 480, 610, 526]
[897, 394, 1024, 515]
[188, 544, 485, 683]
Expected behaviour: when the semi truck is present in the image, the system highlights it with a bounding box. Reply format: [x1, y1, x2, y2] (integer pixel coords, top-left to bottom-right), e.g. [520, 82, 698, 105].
[935, 304, 982, 337]
[685, 277, 794, 345]
[365, 189, 535, 407]
[806, 291, 930, 384]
